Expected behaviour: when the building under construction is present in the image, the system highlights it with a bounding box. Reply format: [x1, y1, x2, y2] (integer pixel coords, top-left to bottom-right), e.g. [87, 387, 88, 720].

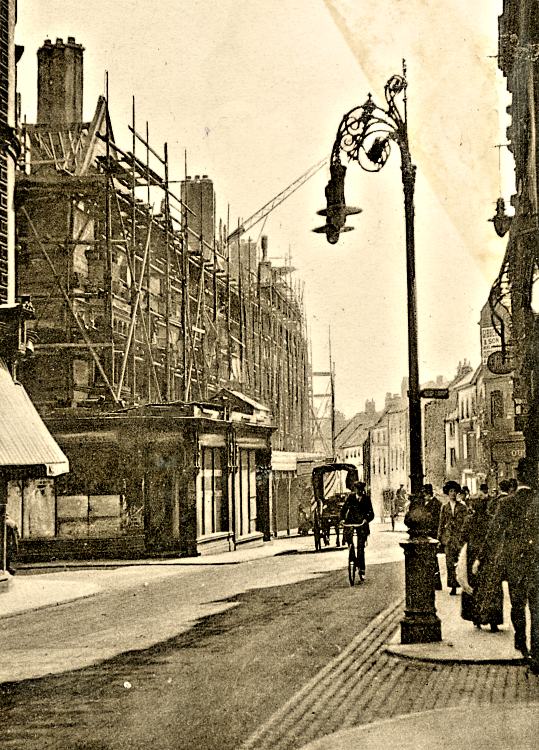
[12, 38, 314, 559]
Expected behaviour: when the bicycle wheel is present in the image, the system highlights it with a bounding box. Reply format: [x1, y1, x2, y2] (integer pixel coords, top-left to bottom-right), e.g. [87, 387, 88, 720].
[348, 543, 357, 586]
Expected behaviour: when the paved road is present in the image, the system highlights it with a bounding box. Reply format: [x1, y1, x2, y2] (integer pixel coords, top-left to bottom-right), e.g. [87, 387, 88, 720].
[1, 530, 405, 750]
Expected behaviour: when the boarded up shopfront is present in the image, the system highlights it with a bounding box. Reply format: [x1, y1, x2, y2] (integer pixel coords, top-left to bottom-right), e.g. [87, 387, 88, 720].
[17, 392, 273, 561]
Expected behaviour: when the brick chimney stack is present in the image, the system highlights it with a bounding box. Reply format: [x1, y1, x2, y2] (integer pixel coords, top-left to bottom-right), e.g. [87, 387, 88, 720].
[37, 37, 84, 125]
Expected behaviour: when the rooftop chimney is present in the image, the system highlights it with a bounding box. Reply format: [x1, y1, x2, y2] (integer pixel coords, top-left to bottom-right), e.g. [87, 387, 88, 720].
[37, 36, 84, 125]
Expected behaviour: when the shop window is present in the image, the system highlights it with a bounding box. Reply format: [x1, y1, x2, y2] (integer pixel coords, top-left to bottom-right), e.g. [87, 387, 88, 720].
[200, 447, 226, 536]
[237, 448, 257, 536]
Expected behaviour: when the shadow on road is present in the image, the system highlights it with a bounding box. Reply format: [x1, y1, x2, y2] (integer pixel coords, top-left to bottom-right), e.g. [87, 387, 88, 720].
[275, 546, 346, 556]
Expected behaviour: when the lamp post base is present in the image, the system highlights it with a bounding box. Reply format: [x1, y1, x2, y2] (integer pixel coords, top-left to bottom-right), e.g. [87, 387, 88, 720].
[400, 612, 442, 644]
[400, 536, 442, 644]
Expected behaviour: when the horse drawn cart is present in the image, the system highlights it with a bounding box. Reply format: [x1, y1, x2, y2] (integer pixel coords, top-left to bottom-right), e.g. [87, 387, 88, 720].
[311, 462, 359, 551]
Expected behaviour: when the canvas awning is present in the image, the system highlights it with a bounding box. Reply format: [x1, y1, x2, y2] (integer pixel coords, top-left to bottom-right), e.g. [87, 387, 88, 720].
[0, 360, 69, 477]
[271, 451, 297, 472]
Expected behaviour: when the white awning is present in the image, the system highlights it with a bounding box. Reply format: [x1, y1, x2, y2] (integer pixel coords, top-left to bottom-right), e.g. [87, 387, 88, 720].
[0, 360, 69, 477]
[271, 451, 297, 472]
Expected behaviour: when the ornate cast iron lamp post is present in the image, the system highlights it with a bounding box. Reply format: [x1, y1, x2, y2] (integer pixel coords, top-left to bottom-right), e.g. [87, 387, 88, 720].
[318, 64, 441, 644]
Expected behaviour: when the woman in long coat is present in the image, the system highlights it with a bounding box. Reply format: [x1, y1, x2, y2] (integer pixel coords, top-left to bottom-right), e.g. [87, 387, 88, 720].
[459, 492, 504, 630]
[437, 481, 468, 593]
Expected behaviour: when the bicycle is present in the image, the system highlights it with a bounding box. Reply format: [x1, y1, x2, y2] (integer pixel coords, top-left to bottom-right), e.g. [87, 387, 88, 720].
[343, 521, 368, 586]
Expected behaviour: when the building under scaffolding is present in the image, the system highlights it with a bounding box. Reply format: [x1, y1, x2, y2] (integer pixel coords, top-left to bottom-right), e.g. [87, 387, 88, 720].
[12, 38, 313, 559]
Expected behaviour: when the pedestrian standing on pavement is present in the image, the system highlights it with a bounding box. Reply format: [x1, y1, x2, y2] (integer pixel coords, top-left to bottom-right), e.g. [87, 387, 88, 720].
[487, 483, 499, 506]
[388, 489, 400, 531]
[476, 483, 489, 504]
[437, 481, 468, 595]
[470, 480, 511, 633]
[459, 486, 471, 508]
[422, 483, 443, 590]
[396, 484, 407, 513]
[459, 489, 504, 631]
[5, 513, 19, 576]
[473, 458, 539, 671]
[340, 481, 375, 580]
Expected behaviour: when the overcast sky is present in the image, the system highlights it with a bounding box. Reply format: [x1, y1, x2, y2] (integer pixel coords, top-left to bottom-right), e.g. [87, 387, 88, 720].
[17, 0, 509, 417]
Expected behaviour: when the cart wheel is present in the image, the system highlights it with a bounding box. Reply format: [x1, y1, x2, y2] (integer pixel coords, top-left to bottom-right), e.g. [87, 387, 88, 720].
[313, 516, 322, 552]
[348, 544, 356, 586]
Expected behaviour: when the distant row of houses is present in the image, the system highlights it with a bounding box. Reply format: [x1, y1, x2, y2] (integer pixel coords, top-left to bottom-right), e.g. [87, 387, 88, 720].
[337, 301, 523, 520]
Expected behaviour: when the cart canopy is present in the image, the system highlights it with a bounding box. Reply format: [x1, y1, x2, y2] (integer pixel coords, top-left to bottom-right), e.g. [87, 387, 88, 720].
[312, 463, 358, 503]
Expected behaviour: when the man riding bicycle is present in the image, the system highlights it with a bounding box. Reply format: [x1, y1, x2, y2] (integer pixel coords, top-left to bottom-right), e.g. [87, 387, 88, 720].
[340, 481, 375, 580]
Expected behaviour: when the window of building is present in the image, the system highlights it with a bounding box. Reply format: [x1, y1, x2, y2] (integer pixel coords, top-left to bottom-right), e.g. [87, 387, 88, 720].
[467, 433, 476, 462]
[531, 263, 539, 314]
[200, 447, 226, 536]
[238, 448, 257, 537]
[490, 390, 504, 425]
[450, 447, 456, 467]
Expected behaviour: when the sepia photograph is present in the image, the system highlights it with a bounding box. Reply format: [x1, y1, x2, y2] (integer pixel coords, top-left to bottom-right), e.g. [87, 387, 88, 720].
[0, 1, 538, 748]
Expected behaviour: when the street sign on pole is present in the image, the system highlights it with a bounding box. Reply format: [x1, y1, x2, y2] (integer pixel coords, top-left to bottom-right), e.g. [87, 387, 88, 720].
[420, 388, 449, 400]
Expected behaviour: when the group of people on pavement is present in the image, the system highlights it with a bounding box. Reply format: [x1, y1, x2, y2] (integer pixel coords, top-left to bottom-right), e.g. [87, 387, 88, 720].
[419, 457, 538, 674]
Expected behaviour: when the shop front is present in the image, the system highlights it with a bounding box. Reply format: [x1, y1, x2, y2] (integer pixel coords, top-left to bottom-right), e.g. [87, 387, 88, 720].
[16, 393, 273, 561]
[0, 359, 69, 581]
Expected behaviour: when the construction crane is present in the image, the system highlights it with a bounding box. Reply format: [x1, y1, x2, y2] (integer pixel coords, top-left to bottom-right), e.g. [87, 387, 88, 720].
[227, 157, 328, 243]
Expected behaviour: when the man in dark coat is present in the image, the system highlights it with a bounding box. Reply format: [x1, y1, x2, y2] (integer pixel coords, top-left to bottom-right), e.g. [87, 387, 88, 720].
[437, 480, 468, 594]
[422, 483, 443, 590]
[471, 482, 511, 628]
[340, 481, 374, 579]
[474, 458, 538, 671]
[5, 513, 19, 576]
